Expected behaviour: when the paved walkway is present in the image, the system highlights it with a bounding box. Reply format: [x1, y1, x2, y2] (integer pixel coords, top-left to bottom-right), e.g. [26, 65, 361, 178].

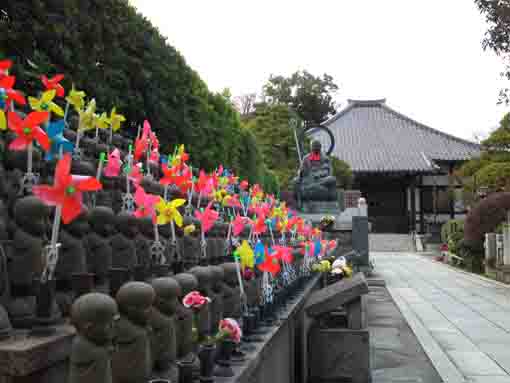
[374, 252, 510, 383]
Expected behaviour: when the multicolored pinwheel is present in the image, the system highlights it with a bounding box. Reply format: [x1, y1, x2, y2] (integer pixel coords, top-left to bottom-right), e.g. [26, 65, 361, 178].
[0, 75, 26, 130]
[32, 153, 102, 224]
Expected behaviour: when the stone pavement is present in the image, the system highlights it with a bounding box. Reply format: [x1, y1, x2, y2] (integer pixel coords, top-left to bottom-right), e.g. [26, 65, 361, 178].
[374, 252, 510, 383]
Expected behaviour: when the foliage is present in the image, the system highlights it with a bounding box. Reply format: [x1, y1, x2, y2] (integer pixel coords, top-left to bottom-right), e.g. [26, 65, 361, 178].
[475, 0, 510, 103]
[441, 219, 464, 254]
[243, 104, 300, 189]
[263, 70, 339, 125]
[331, 157, 353, 189]
[0, 0, 269, 185]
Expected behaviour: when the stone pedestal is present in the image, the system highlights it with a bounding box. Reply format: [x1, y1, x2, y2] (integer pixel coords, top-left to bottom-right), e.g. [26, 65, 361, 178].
[504, 226, 510, 266]
[496, 265, 510, 284]
[485, 233, 497, 272]
[0, 324, 75, 383]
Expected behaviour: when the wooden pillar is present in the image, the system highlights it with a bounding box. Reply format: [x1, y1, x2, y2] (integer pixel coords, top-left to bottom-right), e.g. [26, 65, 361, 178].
[419, 183, 425, 234]
[410, 180, 416, 233]
[449, 164, 455, 219]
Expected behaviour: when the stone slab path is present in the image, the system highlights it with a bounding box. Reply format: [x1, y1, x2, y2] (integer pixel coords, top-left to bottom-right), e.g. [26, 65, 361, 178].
[374, 252, 510, 383]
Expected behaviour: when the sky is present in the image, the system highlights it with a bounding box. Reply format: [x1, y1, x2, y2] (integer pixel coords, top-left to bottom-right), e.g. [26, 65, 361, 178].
[130, 0, 509, 141]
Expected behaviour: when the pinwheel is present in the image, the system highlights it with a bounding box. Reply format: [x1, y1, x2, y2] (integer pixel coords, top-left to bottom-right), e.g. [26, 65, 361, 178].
[128, 163, 144, 185]
[271, 245, 293, 264]
[108, 107, 125, 132]
[155, 198, 186, 227]
[258, 251, 280, 276]
[28, 90, 64, 117]
[78, 99, 96, 131]
[103, 148, 122, 177]
[223, 194, 242, 209]
[170, 144, 189, 167]
[253, 214, 267, 236]
[41, 74, 65, 97]
[160, 164, 192, 194]
[149, 148, 160, 164]
[240, 180, 249, 191]
[8, 111, 50, 151]
[194, 202, 219, 234]
[93, 112, 110, 141]
[0, 75, 27, 130]
[133, 185, 160, 221]
[45, 119, 74, 161]
[134, 120, 158, 160]
[65, 85, 86, 112]
[232, 214, 248, 237]
[32, 153, 102, 224]
[0, 60, 12, 79]
[236, 240, 254, 270]
[254, 240, 265, 265]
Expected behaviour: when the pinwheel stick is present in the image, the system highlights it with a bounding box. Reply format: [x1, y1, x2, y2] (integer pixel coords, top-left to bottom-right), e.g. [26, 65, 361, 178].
[50, 205, 62, 250]
[27, 142, 33, 174]
[164, 184, 168, 201]
[234, 253, 247, 311]
[170, 220, 176, 243]
[197, 191, 202, 210]
[96, 152, 105, 181]
[153, 220, 160, 242]
[146, 138, 152, 178]
[268, 223, 276, 247]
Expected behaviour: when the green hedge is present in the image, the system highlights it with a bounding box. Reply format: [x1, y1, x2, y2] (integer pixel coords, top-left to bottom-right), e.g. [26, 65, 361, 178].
[441, 219, 464, 254]
[0, 0, 268, 184]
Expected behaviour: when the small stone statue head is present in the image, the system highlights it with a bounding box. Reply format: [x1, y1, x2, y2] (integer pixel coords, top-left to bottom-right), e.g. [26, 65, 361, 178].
[64, 209, 90, 238]
[311, 140, 322, 154]
[151, 277, 181, 316]
[14, 196, 49, 237]
[116, 212, 138, 238]
[116, 282, 155, 326]
[189, 266, 212, 293]
[89, 206, 116, 237]
[173, 273, 198, 298]
[71, 293, 119, 346]
[208, 266, 225, 292]
[220, 263, 239, 288]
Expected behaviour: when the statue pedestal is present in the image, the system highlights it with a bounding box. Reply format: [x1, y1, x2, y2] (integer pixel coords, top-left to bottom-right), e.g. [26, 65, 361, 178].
[0, 324, 74, 383]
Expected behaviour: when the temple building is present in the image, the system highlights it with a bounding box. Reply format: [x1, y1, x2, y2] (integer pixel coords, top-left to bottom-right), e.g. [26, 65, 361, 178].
[313, 99, 480, 234]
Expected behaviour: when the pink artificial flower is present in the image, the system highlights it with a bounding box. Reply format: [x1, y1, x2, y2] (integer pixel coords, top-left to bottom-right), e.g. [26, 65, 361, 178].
[218, 318, 242, 343]
[182, 291, 211, 309]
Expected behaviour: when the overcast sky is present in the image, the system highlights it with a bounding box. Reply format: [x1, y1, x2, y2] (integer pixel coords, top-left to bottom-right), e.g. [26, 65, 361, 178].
[130, 0, 509, 141]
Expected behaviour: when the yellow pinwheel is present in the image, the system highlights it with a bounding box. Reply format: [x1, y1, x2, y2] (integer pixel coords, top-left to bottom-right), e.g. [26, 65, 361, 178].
[184, 224, 196, 236]
[28, 90, 64, 117]
[108, 107, 125, 132]
[66, 85, 86, 112]
[237, 240, 254, 270]
[156, 198, 186, 227]
[78, 99, 96, 131]
[94, 112, 110, 130]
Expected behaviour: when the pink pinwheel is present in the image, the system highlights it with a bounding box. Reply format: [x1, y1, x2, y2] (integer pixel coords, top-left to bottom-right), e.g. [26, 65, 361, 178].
[134, 120, 159, 160]
[195, 201, 219, 234]
[196, 170, 214, 196]
[149, 148, 159, 164]
[128, 163, 143, 185]
[271, 245, 294, 264]
[103, 148, 122, 177]
[32, 153, 102, 224]
[252, 214, 267, 235]
[134, 185, 160, 221]
[225, 194, 242, 208]
[232, 214, 248, 237]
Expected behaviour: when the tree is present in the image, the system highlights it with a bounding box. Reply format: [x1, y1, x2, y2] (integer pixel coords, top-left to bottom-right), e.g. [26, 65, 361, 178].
[234, 93, 257, 117]
[475, 0, 510, 103]
[263, 70, 339, 124]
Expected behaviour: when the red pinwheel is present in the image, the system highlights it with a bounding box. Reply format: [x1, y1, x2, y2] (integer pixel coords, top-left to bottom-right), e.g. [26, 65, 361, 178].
[129, 163, 143, 185]
[41, 74, 65, 97]
[134, 185, 160, 221]
[0, 76, 26, 108]
[258, 251, 280, 276]
[240, 180, 249, 191]
[32, 153, 102, 224]
[271, 245, 294, 264]
[195, 201, 219, 234]
[232, 214, 249, 237]
[196, 170, 213, 196]
[0, 60, 12, 79]
[7, 111, 50, 151]
[160, 164, 192, 194]
[134, 120, 156, 161]
[253, 214, 267, 235]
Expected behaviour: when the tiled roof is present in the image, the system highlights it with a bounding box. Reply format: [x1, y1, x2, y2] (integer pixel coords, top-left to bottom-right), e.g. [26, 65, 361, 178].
[313, 99, 480, 174]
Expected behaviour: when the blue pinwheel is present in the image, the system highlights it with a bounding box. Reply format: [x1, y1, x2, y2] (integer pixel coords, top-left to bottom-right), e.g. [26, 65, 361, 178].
[45, 119, 74, 161]
[254, 240, 265, 265]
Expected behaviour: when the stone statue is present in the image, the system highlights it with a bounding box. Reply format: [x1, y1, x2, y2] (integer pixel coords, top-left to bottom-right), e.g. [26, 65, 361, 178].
[69, 293, 119, 383]
[110, 212, 138, 271]
[208, 265, 225, 332]
[112, 282, 155, 383]
[189, 266, 213, 338]
[84, 207, 115, 291]
[134, 217, 153, 277]
[173, 273, 198, 360]
[221, 263, 242, 319]
[148, 277, 181, 381]
[294, 140, 337, 207]
[55, 209, 89, 316]
[8, 197, 49, 327]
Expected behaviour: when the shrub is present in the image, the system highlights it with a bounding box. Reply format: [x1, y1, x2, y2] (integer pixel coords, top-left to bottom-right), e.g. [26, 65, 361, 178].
[441, 219, 464, 254]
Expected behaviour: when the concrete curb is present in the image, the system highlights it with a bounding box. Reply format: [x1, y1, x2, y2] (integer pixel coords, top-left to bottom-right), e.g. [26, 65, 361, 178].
[387, 286, 466, 383]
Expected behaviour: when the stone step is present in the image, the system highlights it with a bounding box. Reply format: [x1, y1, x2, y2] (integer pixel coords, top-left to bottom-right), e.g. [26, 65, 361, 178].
[369, 234, 414, 252]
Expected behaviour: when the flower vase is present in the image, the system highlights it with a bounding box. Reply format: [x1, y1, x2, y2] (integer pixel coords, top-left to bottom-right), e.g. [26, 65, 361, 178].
[213, 340, 235, 377]
[198, 343, 216, 382]
[177, 360, 194, 383]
